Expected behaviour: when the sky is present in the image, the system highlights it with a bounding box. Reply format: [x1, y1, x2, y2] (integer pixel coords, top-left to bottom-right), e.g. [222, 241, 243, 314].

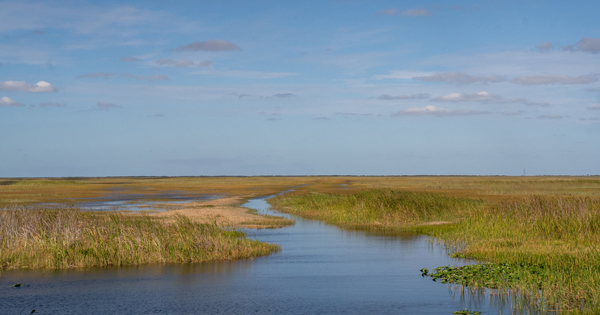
[1, 0, 599, 177]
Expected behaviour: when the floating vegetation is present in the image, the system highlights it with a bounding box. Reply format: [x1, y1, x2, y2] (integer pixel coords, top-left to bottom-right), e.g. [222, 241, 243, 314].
[453, 309, 483, 315]
[421, 263, 547, 289]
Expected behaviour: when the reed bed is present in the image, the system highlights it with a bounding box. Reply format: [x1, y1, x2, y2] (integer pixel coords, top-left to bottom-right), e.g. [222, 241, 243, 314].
[270, 190, 600, 314]
[0, 206, 279, 270]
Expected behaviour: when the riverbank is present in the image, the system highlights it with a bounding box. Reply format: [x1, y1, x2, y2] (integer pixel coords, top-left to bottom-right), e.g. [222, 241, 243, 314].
[269, 184, 600, 314]
[0, 206, 280, 270]
[150, 196, 294, 229]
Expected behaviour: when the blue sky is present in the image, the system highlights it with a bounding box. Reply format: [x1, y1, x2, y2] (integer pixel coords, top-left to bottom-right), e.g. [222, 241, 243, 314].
[1, 0, 599, 176]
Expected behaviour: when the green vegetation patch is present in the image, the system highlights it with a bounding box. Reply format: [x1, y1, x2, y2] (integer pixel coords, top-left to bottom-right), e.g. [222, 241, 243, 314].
[421, 263, 547, 289]
[0, 206, 279, 270]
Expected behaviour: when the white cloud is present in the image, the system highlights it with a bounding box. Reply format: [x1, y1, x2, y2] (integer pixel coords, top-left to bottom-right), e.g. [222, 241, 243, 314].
[392, 105, 488, 117]
[511, 74, 598, 85]
[588, 104, 600, 110]
[0, 96, 22, 107]
[0, 80, 57, 93]
[564, 37, 600, 54]
[412, 72, 507, 85]
[433, 91, 547, 106]
[377, 8, 399, 16]
[155, 58, 210, 68]
[401, 9, 432, 16]
[377, 93, 430, 100]
[434, 91, 499, 102]
[175, 39, 241, 52]
[536, 41, 553, 51]
[198, 60, 213, 67]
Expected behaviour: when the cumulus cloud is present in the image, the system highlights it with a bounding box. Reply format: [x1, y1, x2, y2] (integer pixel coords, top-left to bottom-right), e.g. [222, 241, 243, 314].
[434, 91, 500, 102]
[120, 57, 140, 62]
[563, 37, 600, 54]
[0, 96, 23, 107]
[77, 72, 116, 79]
[412, 72, 507, 85]
[40, 102, 65, 107]
[377, 93, 430, 100]
[536, 41, 553, 51]
[123, 74, 169, 81]
[377, 8, 399, 16]
[588, 104, 600, 110]
[510, 74, 598, 85]
[0, 81, 57, 93]
[392, 105, 488, 117]
[97, 102, 121, 109]
[402, 9, 432, 16]
[433, 91, 547, 106]
[272, 93, 295, 98]
[175, 39, 241, 52]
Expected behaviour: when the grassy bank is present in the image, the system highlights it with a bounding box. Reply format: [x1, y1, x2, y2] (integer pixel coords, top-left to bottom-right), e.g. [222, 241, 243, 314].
[0, 206, 279, 270]
[269, 189, 600, 314]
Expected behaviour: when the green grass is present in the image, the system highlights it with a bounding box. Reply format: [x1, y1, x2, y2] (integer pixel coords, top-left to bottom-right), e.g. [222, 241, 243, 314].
[270, 189, 600, 314]
[0, 206, 279, 270]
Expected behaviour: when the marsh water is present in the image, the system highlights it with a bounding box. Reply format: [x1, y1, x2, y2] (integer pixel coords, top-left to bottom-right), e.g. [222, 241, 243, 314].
[1, 193, 516, 314]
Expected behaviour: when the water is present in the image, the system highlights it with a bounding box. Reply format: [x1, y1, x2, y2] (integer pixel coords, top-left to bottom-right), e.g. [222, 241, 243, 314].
[36, 187, 219, 212]
[1, 194, 516, 314]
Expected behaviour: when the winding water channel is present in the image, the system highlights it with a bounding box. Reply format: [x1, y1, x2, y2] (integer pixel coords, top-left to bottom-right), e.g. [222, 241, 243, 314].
[1, 193, 515, 314]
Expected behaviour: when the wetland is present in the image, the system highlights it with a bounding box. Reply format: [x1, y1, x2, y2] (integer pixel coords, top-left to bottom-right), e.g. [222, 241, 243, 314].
[2, 176, 600, 314]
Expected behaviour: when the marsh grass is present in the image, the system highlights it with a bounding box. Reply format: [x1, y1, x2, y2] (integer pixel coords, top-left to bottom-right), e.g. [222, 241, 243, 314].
[269, 190, 483, 231]
[0, 206, 279, 270]
[271, 189, 600, 314]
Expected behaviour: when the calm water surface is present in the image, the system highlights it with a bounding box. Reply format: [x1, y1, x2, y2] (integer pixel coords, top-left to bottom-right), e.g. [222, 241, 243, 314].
[1, 194, 516, 314]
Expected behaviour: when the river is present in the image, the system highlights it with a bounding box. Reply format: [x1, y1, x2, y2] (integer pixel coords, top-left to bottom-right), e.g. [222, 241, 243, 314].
[1, 193, 515, 314]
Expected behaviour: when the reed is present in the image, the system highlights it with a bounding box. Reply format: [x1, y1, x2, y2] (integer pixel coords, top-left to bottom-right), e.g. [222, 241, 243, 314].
[0, 206, 279, 270]
[270, 190, 600, 313]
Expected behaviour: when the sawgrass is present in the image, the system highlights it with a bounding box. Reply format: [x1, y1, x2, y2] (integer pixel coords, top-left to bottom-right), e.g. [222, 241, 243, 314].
[0, 206, 279, 270]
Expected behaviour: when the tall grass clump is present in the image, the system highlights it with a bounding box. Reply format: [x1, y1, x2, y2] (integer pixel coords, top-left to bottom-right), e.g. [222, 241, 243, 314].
[0, 206, 279, 270]
[269, 190, 484, 231]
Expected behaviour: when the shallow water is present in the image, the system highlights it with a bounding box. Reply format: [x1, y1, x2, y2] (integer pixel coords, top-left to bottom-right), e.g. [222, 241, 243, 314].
[37, 187, 219, 212]
[1, 194, 517, 314]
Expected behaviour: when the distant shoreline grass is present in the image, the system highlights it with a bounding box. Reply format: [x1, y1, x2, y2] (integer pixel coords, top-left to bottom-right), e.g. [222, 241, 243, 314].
[0, 206, 279, 270]
[269, 189, 600, 314]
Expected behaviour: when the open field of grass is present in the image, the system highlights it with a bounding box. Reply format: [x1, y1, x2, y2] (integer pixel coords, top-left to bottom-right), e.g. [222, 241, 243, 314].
[0, 206, 279, 270]
[268, 176, 600, 314]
